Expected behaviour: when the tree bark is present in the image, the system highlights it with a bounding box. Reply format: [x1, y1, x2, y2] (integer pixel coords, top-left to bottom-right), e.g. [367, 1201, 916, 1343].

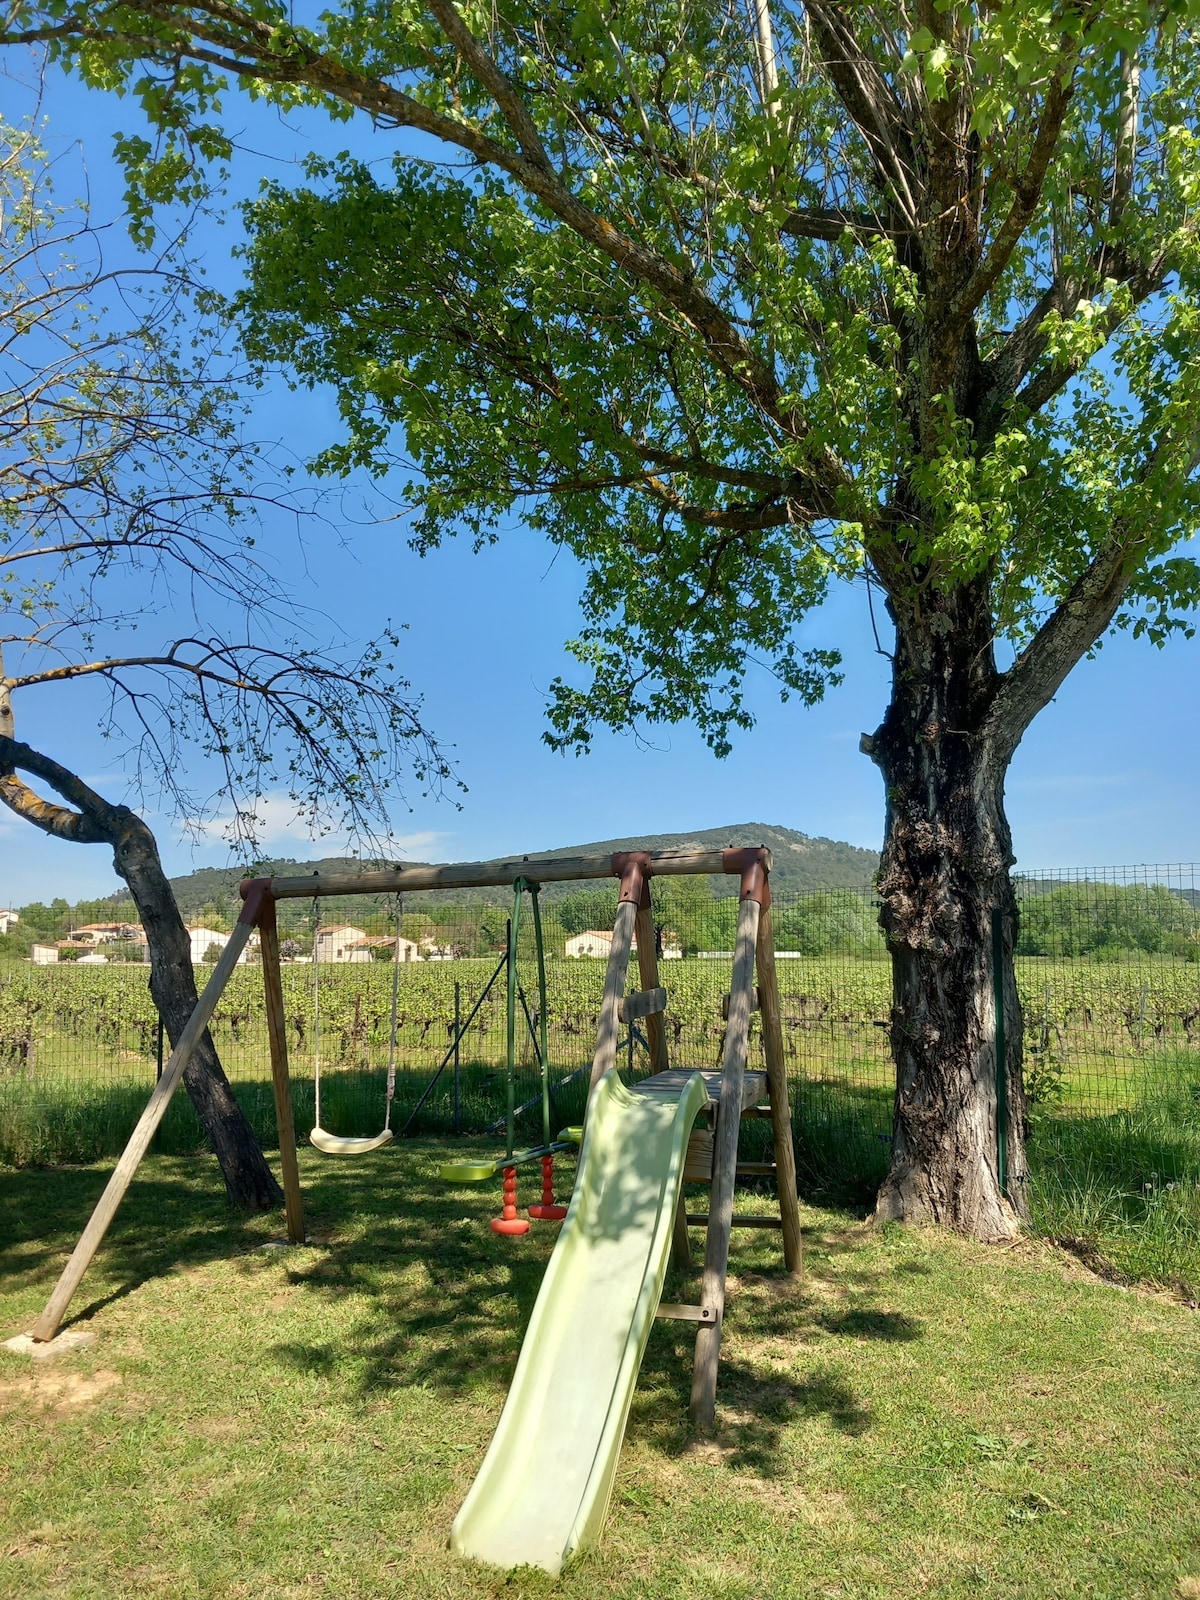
[0, 734, 283, 1210]
[109, 808, 284, 1211]
[865, 583, 1028, 1239]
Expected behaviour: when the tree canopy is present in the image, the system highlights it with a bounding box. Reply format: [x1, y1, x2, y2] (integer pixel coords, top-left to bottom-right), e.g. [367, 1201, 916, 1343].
[3, 2, 1194, 757]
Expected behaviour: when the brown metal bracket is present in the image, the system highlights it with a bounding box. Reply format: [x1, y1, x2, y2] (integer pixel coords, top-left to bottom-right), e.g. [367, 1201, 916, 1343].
[611, 850, 653, 908]
[237, 875, 274, 927]
[721, 846, 771, 909]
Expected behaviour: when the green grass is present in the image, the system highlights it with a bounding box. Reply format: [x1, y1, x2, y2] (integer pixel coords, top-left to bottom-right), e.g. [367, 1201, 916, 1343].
[2, 1147, 1200, 1599]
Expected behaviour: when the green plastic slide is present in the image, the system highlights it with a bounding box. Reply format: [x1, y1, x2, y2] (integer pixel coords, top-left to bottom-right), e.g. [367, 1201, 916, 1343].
[451, 1068, 710, 1574]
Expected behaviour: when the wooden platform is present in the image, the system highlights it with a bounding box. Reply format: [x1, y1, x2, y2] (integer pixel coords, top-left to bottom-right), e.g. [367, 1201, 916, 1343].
[631, 1068, 767, 1115]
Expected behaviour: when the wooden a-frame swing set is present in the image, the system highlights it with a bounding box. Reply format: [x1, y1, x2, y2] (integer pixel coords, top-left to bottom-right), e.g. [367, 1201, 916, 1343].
[26, 844, 801, 1433]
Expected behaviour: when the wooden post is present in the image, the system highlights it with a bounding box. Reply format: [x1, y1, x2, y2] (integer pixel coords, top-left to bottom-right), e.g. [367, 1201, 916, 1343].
[634, 897, 669, 1075]
[258, 896, 305, 1245]
[756, 904, 802, 1277]
[453, 980, 462, 1135]
[587, 899, 639, 1097]
[690, 893, 760, 1432]
[635, 890, 691, 1267]
[31, 902, 261, 1343]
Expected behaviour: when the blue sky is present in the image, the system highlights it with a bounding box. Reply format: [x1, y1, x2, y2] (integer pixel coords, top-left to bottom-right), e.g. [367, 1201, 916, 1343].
[1, 63, 1197, 907]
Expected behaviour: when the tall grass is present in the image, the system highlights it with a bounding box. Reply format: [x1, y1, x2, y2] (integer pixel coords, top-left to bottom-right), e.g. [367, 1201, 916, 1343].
[1027, 1066, 1200, 1298]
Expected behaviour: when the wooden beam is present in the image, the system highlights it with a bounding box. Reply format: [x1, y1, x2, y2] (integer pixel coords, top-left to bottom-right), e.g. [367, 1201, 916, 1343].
[618, 986, 667, 1023]
[259, 900, 305, 1245]
[691, 893, 760, 1433]
[30, 911, 259, 1343]
[656, 1303, 715, 1322]
[632, 887, 684, 1265]
[264, 847, 771, 900]
[757, 904, 803, 1277]
[670, 1192, 693, 1272]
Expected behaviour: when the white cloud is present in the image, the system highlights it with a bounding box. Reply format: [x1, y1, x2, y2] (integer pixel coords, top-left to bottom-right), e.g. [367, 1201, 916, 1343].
[175, 791, 447, 860]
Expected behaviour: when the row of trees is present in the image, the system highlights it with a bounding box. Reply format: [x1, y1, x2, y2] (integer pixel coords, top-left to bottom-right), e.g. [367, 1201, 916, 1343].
[1017, 883, 1200, 959]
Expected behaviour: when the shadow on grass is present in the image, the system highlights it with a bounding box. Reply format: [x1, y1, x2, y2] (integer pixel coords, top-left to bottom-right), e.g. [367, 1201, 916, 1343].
[815, 1307, 921, 1340]
[2, 1137, 922, 1458]
[631, 1333, 875, 1472]
[0, 1156, 258, 1326]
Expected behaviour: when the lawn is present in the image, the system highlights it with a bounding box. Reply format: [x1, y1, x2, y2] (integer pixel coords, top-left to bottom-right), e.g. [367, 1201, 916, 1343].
[2, 1145, 1199, 1600]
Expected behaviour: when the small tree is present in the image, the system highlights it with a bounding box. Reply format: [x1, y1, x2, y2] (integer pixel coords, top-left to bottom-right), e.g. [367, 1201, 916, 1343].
[0, 115, 454, 1206]
[11, 3, 1200, 1233]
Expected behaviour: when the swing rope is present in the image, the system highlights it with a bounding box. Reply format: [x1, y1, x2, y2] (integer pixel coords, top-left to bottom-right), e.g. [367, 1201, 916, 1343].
[313, 897, 322, 1130]
[383, 895, 401, 1133]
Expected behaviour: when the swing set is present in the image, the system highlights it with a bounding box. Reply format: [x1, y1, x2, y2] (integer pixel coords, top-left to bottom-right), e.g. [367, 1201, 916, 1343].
[28, 845, 800, 1485]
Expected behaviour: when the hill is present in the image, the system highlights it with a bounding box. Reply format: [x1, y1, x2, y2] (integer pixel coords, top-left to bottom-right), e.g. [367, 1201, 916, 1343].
[124, 824, 879, 923]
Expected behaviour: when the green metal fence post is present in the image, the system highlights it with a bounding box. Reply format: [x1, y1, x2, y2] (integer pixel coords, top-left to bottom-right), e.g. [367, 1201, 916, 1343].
[453, 980, 461, 1135]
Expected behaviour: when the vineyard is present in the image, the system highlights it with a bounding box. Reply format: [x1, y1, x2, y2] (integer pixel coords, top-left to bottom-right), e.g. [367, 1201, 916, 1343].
[1, 950, 1198, 1193]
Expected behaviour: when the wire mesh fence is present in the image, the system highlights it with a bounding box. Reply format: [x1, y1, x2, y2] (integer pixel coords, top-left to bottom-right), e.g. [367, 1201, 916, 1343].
[1, 866, 1198, 1224]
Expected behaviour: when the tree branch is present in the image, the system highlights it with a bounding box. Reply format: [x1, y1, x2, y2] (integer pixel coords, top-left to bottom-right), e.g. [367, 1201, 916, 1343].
[4, 4, 841, 461]
[805, 3, 919, 228]
[985, 424, 1200, 757]
[977, 216, 1198, 440]
[946, 43, 1080, 329]
[0, 734, 114, 844]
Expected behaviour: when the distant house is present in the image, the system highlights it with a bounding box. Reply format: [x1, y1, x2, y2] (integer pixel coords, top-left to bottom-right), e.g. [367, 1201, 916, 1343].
[188, 926, 229, 963]
[565, 927, 679, 959]
[74, 922, 138, 945]
[0, 909, 18, 935]
[72, 922, 147, 959]
[56, 939, 110, 963]
[31, 943, 58, 965]
[359, 934, 420, 962]
[186, 926, 255, 966]
[314, 924, 373, 964]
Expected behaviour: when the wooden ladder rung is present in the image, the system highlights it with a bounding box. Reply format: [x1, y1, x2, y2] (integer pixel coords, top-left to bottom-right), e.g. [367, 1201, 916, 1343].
[686, 1214, 783, 1229]
[735, 1161, 777, 1177]
[655, 1302, 716, 1323]
[741, 1105, 774, 1119]
[618, 986, 667, 1022]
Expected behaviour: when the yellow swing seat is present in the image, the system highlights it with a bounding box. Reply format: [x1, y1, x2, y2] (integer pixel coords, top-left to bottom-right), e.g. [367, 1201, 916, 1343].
[309, 1125, 395, 1156]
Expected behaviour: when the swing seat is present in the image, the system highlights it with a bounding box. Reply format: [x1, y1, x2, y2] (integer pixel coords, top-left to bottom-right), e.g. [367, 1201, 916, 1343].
[309, 1125, 395, 1156]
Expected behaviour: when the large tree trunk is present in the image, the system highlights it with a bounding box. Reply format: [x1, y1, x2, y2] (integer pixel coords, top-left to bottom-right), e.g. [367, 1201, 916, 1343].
[865, 582, 1029, 1239]
[0, 732, 283, 1211]
[110, 808, 284, 1211]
